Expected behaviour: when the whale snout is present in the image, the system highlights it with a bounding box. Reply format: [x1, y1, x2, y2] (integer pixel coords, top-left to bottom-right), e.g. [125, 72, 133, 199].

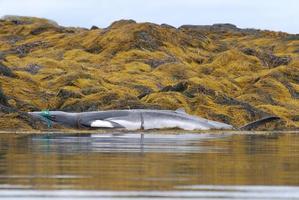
[28, 111, 78, 128]
[28, 112, 46, 121]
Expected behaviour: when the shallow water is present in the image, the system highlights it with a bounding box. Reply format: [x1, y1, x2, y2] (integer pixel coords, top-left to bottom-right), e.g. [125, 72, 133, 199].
[0, 131, 299, 199]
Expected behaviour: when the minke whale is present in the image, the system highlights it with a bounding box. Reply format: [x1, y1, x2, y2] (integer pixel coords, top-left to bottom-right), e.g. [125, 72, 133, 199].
[28, 109, 280, 131]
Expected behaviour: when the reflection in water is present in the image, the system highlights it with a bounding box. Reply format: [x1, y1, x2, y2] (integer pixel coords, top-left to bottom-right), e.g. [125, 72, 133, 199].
[30, 133, 228, 153]
[0, 132, 299, 199]
[1, 185, 299, 199]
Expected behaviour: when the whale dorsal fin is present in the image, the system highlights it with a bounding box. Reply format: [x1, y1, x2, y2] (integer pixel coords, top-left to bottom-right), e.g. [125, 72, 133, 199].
[175, 108, 186, 113]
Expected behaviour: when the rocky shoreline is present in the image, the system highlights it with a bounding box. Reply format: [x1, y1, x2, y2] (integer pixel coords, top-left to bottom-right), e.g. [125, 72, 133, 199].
[0, 16, 298, 130]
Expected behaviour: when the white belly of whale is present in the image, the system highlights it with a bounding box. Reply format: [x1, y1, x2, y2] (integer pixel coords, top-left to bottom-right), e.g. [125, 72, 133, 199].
[110, 119, 141, 130]
[107, 118, 210, 130]
[143, 119, 210, 130]
[90, 120, 114, 128]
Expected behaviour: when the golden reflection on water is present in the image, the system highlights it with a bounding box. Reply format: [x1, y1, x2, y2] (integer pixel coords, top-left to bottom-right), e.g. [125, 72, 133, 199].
[0, 132, 299, 190]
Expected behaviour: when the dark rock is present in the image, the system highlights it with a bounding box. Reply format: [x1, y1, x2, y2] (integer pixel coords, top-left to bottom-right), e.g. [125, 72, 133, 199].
[30, 24, 61, 35]
[11, 41, 49, 57]
[180, 23, 239, 32]
[135, 85, 153, 99]
[212, 23, 238, 29]
[134, 30, 163, 51]
[180, 23, 261, 36]
[0, 103, 14, 113]
[145, 59, 166, 68]
[242, 48, 256, 56]
[30, 26, 48, 35]
[215, 94, 269, 118]
[199, 65, 214, 75]
[90, 25, 99, 30]
[3, 35, 23, 45]
[81, 87, 103, 95]
[86, 104, 98, 111]
[0, 51, 5, 60]
[0, 62, 16, 77]
[211, 113, 232, 124]
[242, 48, 292, 68]
[161, 81, 188, 92]
[282, 81, 299, 99]
[137, 92, 150, 99]
[193, 57, 204, 64]
[261, 53, 291, 68]
[293, 49, 299, 54]
[62, 28, 76, 33]
[57, 89, 82, 99]
[9, 19, 28, 25]
[284, 34, 299, 41]
[186, 84, 216, 97]
[0, 88, 8, 106]
[100, 93, 119, 105]
[215, 94, 241, 105]
[178, 27, 210, 49]
[144, 56, 177, 68]
[25, 64, 42, 74]
[85, 44, 103, 54]
[292, 115, 299, 121]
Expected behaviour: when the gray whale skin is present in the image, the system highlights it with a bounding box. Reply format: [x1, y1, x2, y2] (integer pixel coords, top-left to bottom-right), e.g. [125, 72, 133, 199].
[28, 109, 279, 131]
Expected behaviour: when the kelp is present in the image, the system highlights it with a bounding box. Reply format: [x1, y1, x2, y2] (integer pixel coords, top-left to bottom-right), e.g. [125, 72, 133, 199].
[0, 16, 298, 130]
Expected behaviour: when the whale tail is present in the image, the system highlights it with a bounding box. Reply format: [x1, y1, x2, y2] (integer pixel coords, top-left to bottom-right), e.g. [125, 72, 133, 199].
[239, 116, 280, 130]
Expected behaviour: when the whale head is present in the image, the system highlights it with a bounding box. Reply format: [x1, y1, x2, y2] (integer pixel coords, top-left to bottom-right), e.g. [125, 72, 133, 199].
[28, 110, 77, 128]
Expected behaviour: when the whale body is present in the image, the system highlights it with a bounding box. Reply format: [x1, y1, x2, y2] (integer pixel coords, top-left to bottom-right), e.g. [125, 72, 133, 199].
[28, 109, 279, 131]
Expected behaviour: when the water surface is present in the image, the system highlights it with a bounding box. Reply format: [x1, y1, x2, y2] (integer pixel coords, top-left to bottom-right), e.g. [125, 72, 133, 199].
[0, 131, 299, 199]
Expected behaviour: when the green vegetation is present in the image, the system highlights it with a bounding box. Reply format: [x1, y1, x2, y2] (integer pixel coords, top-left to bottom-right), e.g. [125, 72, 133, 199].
[0, 16, 298, 130]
